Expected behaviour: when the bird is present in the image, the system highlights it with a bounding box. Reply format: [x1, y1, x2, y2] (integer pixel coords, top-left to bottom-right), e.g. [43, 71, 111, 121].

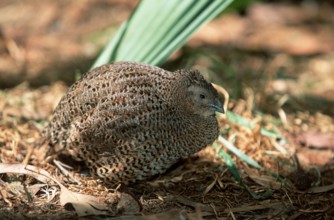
[44, 62, 224, 184]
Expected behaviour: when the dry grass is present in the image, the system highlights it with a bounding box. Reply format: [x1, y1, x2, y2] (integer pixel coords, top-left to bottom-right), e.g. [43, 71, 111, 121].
[0, 82, 333, 219]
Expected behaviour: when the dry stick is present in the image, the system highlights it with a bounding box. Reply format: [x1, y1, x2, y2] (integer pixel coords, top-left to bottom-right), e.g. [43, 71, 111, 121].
[277, 94, 289, 126]
[22, 144, 33, 166]
[53, 159, 81, 184]
[212, 83, 229, 114]
[176, 195, 288, 215]
[0, 164, 53, 184]
[0, 189, 12, 207]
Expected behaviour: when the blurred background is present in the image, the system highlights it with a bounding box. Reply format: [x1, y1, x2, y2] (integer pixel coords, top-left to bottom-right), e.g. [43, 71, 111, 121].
[0, 0, 333, 117]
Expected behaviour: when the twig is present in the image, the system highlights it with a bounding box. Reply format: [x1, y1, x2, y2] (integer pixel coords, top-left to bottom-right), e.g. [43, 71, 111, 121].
[53, 159, 81, 184]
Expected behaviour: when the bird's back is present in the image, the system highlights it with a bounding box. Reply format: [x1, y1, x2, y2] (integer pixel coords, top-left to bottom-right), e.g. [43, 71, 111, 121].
[46, 62, 177, 149]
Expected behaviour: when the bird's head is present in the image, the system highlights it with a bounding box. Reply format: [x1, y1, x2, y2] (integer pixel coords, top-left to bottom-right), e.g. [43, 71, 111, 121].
[175, 69, 224, 118]
[186, 84, 224, 117]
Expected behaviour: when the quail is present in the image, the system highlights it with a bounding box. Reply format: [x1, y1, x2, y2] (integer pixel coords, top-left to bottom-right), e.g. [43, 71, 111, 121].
[44, 62, 223, 184]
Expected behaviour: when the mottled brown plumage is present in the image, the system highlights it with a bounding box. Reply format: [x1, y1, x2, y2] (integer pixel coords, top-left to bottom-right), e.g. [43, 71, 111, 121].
[44, 62, 223, 184]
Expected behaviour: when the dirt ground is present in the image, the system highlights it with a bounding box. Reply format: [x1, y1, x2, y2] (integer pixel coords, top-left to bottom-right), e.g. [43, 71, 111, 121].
[0, 1, 334, 219]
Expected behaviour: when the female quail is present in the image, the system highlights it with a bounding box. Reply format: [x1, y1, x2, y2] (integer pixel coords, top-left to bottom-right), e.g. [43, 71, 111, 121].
[45, 62, 223, 184]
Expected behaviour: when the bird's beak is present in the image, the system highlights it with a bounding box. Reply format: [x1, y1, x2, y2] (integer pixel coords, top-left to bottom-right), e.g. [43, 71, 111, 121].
[208, 99, 224, 114]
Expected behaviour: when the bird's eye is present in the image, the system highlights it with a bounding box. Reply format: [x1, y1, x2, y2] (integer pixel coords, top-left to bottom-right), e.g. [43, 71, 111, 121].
[199, 94, 206, 99]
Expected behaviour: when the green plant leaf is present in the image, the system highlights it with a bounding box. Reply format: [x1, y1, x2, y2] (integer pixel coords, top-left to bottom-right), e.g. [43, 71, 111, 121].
[91, 0, 234, 68]
[218, 136, 262, 169]
[213, 143, 272, 199]
[226, 110, 255, 129]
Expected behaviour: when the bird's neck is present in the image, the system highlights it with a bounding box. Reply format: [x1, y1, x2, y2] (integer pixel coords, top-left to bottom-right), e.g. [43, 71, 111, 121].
[178, 112, 219, 155]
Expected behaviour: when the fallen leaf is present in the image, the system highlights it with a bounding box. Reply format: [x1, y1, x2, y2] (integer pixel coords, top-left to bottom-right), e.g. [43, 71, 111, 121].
[0, 163, 111, 216]
[0, 163, 141, 217]
[0, 163, 52, 183]
[28, 184, 48, 196]
[176, 196, 211, 212]
[298, 132, 334, 149]
[111, 209, 187, 220]
[59, 185, 109, 216]
[296, 148, 334, 167]
[307, 183, 334, 193]
[116, 192, 141, 215]
[244, 167, 283, 190]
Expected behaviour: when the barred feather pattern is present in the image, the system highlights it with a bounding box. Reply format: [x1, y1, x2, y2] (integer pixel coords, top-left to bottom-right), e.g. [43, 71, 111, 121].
[44, 62, 222, 184]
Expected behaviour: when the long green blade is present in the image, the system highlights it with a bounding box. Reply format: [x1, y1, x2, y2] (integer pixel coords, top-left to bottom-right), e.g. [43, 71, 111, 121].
[91, 0, 234, 67]
[218, 136, 262, 169]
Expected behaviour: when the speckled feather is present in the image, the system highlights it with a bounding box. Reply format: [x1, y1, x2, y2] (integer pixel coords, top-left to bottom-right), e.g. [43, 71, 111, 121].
[45, 62, 222, 184]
